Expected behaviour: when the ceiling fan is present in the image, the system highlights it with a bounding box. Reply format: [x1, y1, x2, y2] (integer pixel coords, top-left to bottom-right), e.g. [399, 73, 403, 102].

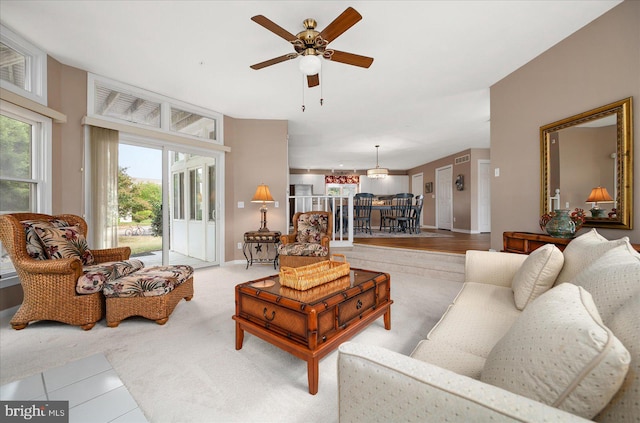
[250, 7, 374, 88]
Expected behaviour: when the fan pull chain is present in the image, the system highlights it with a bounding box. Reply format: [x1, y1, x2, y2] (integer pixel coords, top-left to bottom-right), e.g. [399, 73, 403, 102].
[320, 71, 324, 106]
[301, 75, 306, 112]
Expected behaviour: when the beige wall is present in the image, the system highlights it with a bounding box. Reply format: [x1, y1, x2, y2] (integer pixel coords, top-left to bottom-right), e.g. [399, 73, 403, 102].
[223, 116, 288, 263]
[48, 57, 87, 215]
[408, 148, 490, 232]
[490, 0, 639, 250]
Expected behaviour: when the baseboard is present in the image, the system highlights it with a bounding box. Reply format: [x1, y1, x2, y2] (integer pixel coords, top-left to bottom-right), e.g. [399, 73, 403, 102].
[0, 305, 18, 319]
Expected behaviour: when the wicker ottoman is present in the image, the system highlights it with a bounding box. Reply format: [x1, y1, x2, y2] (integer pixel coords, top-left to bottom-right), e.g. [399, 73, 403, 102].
[104, 265, 194, 327]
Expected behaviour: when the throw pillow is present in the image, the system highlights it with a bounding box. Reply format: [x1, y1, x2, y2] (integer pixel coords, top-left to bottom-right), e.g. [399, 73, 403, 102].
[594, 293, 640, 423]
[20, 219, 70, 260]
[568, 241, 640, 324]
[36, 225, 95, 265]
[555, 228, 628, 284]
[511, 243, 564, 310]
[481, 283, 630, 419]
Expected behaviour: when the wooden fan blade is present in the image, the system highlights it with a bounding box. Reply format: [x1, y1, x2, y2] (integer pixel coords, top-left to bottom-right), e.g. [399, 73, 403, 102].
[307, 74, 319, 88]
[251, 15, 297, 42]
[250, 54, 296, 70]
[318, 7, 362, 43]
[328, 50, 374, 68]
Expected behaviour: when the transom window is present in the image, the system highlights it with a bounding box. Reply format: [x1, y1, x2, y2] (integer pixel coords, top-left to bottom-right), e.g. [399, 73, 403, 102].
[88, 74, 223, 144]
[0, 24, 47, 105]
[94, 82, 161, 128]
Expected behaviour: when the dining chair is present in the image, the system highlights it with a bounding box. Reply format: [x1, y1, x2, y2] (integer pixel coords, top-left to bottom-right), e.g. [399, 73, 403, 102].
[388, 193, 414, 233]
[379, 196, 394, 231]
[410, 194, 424, 234]
[353, 193, 374, 234]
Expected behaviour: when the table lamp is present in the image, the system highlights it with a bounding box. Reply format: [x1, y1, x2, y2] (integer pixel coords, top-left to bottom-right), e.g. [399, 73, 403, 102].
[251, 184, 275, 231]
[586, 186, 614, 218]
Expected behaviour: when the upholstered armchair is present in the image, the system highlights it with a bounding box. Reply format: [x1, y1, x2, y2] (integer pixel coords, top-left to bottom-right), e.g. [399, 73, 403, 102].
[278, 211, 332, 268]
[0, 213, 131, 330]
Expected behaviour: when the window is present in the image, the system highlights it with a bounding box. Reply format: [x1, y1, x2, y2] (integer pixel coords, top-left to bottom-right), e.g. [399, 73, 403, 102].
[94, 81, 161, 128]
[88, 74, 223, 144]
[326, 183, 358, 197]
[208, 165, 216, 221]
[189, 168, 203, 221]
[0, 24, 47, 105]
[171, 108, 216, 141]
[0, 101, 52, 277]
[173, 172, 184, 219]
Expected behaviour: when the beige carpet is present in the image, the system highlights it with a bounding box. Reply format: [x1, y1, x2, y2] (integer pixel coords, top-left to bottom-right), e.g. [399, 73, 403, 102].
[0, 258, 462, 423]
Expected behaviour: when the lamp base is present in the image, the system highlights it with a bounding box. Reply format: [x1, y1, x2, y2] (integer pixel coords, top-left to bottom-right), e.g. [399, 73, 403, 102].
[258, 206, 269, 232]
[590, 208, 607, 218]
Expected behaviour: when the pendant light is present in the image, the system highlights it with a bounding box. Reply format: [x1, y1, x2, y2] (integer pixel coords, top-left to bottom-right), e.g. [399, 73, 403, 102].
[367, 145, 389, 179]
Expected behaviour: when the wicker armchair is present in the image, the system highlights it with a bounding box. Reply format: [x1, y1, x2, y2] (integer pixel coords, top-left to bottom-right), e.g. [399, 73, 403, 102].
[0, 213, 131, 330]
[278, 211, 332, 268]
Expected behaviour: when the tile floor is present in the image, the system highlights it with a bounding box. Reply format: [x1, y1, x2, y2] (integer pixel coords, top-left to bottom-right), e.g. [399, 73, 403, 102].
[0, 353, 147, 423]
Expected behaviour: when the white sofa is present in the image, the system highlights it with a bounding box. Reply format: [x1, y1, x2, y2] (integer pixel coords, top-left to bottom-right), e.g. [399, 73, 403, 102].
[338, 229, 639, 422]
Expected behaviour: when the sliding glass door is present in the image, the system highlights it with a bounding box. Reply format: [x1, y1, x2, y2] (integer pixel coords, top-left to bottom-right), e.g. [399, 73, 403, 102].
[118, 140, 220, 268]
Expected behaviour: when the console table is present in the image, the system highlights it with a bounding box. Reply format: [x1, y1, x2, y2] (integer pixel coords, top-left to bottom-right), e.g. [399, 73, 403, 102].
[503, 231, 640, 254]
[243, 231, 281, 269]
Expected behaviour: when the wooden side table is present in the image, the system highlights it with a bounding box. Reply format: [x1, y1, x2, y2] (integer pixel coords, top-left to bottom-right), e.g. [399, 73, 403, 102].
[503, 232, 571, 254]
[243, 231, 281, 269]
[503, 231, 640, 254]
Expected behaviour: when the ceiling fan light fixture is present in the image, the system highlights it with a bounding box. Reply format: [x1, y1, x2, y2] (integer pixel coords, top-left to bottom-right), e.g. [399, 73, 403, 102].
[299, 54, 321, 75]
[367, 145, 389, 179]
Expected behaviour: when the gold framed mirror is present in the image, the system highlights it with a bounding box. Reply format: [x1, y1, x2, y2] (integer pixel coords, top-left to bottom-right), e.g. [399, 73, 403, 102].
[540, 97, 633, 230]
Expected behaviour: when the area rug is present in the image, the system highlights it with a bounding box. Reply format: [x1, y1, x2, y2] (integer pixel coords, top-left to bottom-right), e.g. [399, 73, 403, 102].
[0, 262, 462, 423]
[352, 229, 454, 238]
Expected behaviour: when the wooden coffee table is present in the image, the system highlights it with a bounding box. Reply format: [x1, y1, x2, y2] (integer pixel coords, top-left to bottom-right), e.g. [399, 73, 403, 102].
[233, 268, 392, 394]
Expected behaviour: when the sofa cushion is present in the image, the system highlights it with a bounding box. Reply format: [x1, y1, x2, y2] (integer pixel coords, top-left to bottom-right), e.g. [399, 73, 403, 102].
[35, 224, 95, 265]
[569, 241, 640, 324]
[594, 292, 640, 423]
[427, 283, 520, 358]
[555, 228, 629, 284]
[295, 213, 329, 243]
[481, 283, 630, 419]
[20, 219, 70, 260]
[411, 339, 486, 379]
[511, 243, 564, 310]
[277, 242, 328, 257]
[103, 264, 194, 298]
[77, 259, 145, 294]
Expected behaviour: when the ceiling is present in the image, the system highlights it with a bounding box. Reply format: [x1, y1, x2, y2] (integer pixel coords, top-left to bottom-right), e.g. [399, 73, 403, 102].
[0, 1, 621, 171]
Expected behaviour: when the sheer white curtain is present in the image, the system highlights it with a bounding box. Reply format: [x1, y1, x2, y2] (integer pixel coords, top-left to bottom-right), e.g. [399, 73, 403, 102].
[90, 126, 119, 249]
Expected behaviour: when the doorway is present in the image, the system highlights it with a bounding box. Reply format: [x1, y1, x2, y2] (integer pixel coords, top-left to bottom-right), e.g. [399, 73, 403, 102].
[117, 141, 220, 267]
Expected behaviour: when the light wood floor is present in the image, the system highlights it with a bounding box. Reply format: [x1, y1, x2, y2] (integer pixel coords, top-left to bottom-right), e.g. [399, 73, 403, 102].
[353, 229, 491, 254]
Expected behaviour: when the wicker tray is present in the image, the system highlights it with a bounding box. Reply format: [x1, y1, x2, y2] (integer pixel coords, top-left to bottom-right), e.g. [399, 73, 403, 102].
[279, 254, 350, 291]
[279, 275, 351, 302]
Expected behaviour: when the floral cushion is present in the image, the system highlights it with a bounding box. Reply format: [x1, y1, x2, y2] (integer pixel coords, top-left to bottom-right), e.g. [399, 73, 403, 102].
[20, 219, 70, 260]
[103, 264, 194, 298]
[296, 214, 329, 243]
[35, 225, 95, 265]
[278, 242, 328, 257]
[77, 259, 145, 294]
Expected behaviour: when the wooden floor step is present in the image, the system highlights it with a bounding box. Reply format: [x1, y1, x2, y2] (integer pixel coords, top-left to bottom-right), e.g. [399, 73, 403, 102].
[333, 244, 465, 282]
